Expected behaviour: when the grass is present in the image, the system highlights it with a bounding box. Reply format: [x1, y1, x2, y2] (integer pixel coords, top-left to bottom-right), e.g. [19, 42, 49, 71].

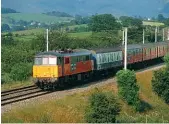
[14, 35, 36, 41]
[2, 79, 33, 91]
[69, 32, 92, 38]
[2, 13, 74, 24]
[68, 24, 88, 30]
[143, 21, 165, 26]
[2, 68, 169, 123]
[12, 28, 45, 35]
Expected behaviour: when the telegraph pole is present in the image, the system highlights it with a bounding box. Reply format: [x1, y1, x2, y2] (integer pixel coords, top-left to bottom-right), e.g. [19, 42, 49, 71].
[155, 27, 157, 43]
[122, 29, 125, 45]
[143, 29, 145, 44]
[124, 28, 128, 70]
[46, 29, 49, 52]
[167, 28, 169, 40]
[163, 28, 165, 41]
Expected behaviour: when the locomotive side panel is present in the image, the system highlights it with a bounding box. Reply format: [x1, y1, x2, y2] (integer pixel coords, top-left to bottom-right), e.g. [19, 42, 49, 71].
[63, 55, 93, 76]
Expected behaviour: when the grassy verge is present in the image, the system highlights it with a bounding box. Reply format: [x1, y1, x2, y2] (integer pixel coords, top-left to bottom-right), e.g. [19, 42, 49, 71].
[2, 69, 169, 123]
[2, 79, 33, 91]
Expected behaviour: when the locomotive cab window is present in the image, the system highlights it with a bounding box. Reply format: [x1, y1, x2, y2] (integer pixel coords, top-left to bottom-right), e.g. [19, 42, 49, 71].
[49, 57, 57, 65]
[34, 56, 58, 65]
[35, 57, 42, 65]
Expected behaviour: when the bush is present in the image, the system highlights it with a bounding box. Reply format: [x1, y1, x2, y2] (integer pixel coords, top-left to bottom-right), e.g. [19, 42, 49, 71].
[10, 63, 33, 81]
[1, 73, 13, 84]
[85, 90, 121, 123]
[152, 68, 169, 104]
[134, 100, 152, 112]
[164, 54, 169, 69]
[116, 69, 140, 106]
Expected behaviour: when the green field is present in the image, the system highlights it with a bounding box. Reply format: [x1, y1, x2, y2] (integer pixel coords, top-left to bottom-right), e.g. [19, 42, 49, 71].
[68, 24, 88, 29]
[143, 21, 164, 26]
[2, 13, 74, 24]
[12, 28, 45, 35]
[69, 32, 92, 38]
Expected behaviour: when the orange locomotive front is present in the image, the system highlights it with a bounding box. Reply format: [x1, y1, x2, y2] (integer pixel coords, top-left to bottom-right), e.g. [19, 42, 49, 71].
[33, 50, 93, 90]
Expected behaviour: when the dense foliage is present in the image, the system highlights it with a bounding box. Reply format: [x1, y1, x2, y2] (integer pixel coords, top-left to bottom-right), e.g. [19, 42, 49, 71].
[120, 16, 143, 27]
[116, 69, 144, 111]
[1, 33, 38, 83]
[85, 90, 121, 123]
[152, 55, 169, 104]
[89, 14, 121, 32]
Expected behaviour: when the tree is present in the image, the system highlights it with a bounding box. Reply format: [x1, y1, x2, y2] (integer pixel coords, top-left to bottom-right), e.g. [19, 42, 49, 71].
[89, 14, 121, 32]
[164, 54, 169, 68]
[164, 18, 169, 26]
[152, 69, 169, 104]
[152, 55, 169, 104]
[116, 70, 140, 106]
[85, 90, 121, 123]
[10, 63, 32, 81]
[1, 24, 10, 32]
[128, 26, 143, 43]
[1, 33, 15, 45]
[120, 16, 142, 27]
[157, 14, 166, 22]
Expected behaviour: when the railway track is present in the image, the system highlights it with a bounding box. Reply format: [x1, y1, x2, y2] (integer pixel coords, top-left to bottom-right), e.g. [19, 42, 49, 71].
[1, 85, 53, 106]
[1, 63, 165, 107]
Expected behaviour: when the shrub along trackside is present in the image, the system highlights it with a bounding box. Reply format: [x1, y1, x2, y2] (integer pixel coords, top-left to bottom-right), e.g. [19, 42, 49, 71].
[85, 90, 121, 123]
[152, 55, 169, 104]
[116, 69, 145, 112]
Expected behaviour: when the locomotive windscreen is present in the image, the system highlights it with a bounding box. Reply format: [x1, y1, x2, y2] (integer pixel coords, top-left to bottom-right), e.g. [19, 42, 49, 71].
[34, 56, 57, 65]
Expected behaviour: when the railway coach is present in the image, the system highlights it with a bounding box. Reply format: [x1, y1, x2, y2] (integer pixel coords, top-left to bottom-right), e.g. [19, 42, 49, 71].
[91, 46, 123, 72]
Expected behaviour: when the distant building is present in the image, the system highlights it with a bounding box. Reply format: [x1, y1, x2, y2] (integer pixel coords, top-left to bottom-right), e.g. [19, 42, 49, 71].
[147, 18, 151, 21]
[30, 22, 36, 25]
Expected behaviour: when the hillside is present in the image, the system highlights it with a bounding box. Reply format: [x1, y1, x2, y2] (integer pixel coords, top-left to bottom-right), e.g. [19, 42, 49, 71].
[2, 13, 74, 24]
[2, 7, 19, 14]
[2, 0, 168, 17]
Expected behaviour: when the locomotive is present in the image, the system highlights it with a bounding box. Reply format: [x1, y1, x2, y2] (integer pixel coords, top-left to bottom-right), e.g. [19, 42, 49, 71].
[33, 41, 169, 90]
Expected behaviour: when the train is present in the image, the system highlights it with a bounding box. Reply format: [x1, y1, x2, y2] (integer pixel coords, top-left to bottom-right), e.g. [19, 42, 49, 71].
[33, 41, 169, 90]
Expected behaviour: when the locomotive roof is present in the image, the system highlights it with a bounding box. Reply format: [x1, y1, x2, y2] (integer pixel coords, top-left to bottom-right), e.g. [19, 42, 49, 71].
[36, 49, 92, 57]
